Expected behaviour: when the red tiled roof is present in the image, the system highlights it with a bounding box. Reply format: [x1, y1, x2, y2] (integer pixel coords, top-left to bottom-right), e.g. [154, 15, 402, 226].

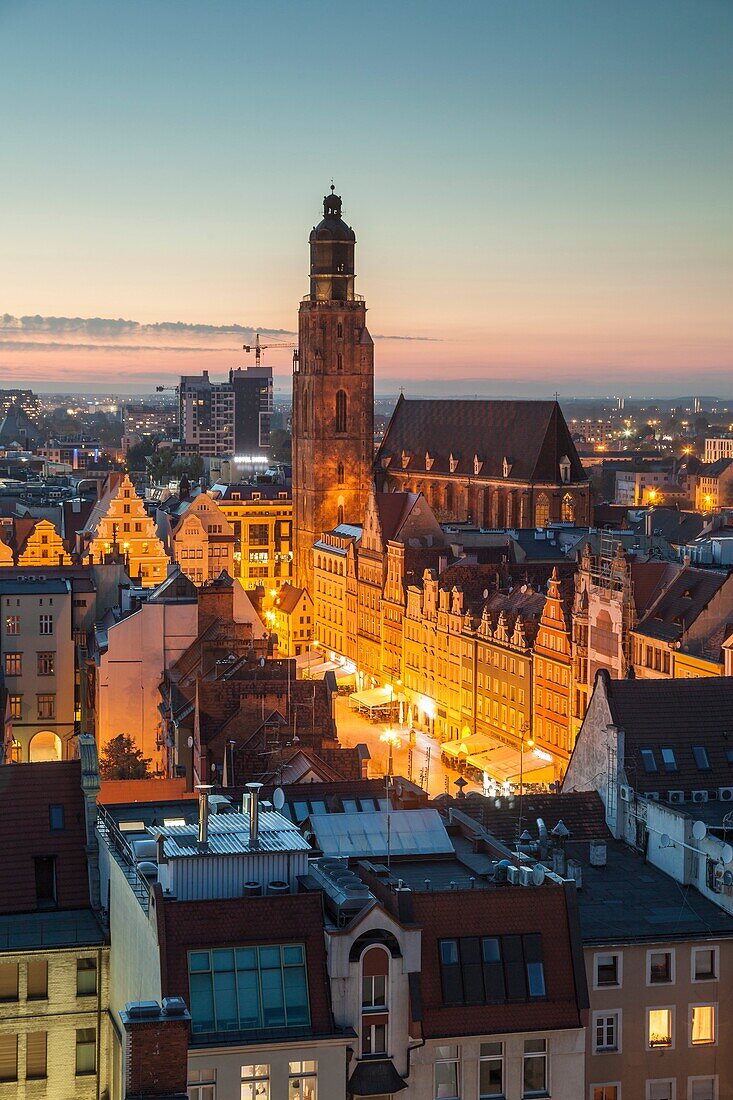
[99, 778, 197, 804]
[0, 760, 90, 913]
[411, 884, 585, 1037]
[160, 891, 334, 1035]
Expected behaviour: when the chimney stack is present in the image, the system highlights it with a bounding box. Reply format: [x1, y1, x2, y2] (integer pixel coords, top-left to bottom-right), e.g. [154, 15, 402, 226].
[196, 784, 213, 846]
[247, 782, 263, 846]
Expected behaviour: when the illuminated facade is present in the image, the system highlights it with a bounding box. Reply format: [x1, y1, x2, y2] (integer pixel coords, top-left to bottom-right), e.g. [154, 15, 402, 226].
[269, 583, 314, 658]
[16, 518, 72, 567]
[531, 567, 573, 762]
[83, 475, 169, 587]
[292, 188, 375, 594]
[313, 526, 359, 660]
[212, 484, 293, 592]
[171, 494, 234, 585]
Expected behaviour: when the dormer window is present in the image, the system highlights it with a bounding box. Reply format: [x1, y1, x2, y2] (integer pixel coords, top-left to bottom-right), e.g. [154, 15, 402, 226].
[425, 452, 434, 471]
[401, 450, 411, 469]
[449, 453, 458, 474]
[503, 457, 512, 479]
[474, 455, 483, 476]
[559, 455, 571, 483]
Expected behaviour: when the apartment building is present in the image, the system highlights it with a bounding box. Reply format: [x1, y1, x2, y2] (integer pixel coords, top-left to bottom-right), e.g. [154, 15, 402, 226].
[170, 492, 235, 584]
[704, 437, 733, 464]
[0, 752, 110, 1099]
[0, 577, 74, 762]
[269, 583, 314, 657]
[179, 366, 273, 460]
[211, 483, 293, 591]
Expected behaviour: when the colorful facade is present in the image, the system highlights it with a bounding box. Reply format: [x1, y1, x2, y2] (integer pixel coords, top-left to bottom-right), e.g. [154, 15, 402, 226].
[84, 475, 169, 587]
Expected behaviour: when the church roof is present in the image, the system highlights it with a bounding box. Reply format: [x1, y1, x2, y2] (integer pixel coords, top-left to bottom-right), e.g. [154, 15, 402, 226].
[376, 397, 587, 484]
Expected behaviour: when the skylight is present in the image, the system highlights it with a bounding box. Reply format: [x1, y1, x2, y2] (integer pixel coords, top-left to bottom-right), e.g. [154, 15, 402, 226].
[640, 749, 657, 773]
[692, 746, 711, 770]
[660, 747, 678, 772]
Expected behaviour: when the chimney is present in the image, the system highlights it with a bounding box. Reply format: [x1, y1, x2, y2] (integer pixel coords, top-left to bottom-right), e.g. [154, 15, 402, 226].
[247, 782, 263, 846]
[196, 784, 213, 846]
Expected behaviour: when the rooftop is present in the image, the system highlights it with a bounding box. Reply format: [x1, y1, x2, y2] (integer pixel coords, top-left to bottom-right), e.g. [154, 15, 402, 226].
[0, 908, 105, 952]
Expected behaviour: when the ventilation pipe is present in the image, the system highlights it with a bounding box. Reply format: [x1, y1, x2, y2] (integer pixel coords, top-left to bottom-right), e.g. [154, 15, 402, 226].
[247, 782, 263, 846]
[196, 784, 213, 846]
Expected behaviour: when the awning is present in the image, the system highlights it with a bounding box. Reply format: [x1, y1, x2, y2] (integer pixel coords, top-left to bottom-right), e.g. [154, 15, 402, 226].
[348, 1058, 408, 1096]
[466, 745, 555, 785]
[441, 733, 496, 759]
[348, 687, 405, 711]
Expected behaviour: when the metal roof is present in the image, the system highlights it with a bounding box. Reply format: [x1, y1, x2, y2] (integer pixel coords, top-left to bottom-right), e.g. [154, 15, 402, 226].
[309, 808, 454, 859]
[151, 810, 310, 858]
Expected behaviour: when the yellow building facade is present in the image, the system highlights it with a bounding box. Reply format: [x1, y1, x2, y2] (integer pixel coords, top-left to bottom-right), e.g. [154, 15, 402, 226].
[212, 486, 293, 593]
[171, 494, 234, 585]
[84, 475, 169, 586]
[16, 519, 72, 567]
[269, 583, 314, 657]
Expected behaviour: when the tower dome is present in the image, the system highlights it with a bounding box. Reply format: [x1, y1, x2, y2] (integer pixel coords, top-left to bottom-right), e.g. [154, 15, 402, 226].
[308, 185, 356, 301]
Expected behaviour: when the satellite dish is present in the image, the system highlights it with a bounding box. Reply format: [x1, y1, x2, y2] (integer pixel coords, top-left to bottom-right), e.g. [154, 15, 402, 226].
[692, 820, 707, 841]
[187, 736, 194, 748]
[532, 864, 546, 886]
[660, 833, 672, 848]
[273, 787, 286, 811]
[722, 844, 733, 866]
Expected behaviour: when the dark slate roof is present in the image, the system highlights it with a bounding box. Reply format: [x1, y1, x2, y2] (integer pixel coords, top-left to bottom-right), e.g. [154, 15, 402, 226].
[569, 839, 733, 944]
[634, 567, 731, 642]
[699, 458, 733, 477]
[375, 492, 420, 543]
[629, 559, 680, 617]
[453, 791, 611, 846]
[0, 908, 106, 951]
[376, 397, 587, 484]
[347, 1059, 407, 1096]
[602, 673, 733, 794]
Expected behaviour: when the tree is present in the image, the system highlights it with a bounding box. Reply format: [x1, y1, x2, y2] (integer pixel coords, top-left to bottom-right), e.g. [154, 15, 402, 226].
[99, 734, 152, 780]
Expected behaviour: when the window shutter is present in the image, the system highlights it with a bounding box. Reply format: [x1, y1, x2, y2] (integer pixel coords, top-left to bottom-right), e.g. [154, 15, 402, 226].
[26, 1032, 47, 1079]
[0, 1034, 17, 1081]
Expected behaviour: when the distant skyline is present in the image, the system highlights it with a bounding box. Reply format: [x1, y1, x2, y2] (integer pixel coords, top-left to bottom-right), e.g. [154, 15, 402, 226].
[1, 0, 731, 396]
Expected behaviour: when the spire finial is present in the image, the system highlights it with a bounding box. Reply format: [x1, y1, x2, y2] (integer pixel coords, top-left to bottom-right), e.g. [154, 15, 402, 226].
[330, 179, 335, 193]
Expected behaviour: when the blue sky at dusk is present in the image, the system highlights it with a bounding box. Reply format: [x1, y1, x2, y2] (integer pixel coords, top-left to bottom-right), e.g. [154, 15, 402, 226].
[0, 0, 731, 394]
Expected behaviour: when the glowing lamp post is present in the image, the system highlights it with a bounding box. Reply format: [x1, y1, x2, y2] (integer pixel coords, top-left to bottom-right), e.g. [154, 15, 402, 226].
[380, 728, 401, 778]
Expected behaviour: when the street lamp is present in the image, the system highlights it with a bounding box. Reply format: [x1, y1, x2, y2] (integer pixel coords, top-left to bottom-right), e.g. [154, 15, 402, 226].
[380, 729, 401, 778]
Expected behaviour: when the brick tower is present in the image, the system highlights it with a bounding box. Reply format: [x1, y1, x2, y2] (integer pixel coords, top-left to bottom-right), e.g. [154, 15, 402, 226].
[292, 187, 374, 593]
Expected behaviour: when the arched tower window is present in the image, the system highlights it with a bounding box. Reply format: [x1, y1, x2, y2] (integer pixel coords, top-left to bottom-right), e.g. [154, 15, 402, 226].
[360, 945, 389, 1057]
[338, 504, 345, 526]
[561, 493, 575, 523]
[302, 385, 309, 434]
[535, 492, 550, 528]
[337, 353, 343, 372]
[335, 390, 347, 434]
[337, 322, 343, 339]
[337, 463, 345, 485]
[445, 483, 454, 514]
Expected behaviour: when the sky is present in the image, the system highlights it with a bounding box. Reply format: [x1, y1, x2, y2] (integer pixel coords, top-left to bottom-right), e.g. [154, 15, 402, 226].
[0, 0, 731, 397]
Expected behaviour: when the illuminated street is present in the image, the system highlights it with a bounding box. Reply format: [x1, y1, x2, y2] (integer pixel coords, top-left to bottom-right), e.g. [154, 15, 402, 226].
[333, 695, 481, 799]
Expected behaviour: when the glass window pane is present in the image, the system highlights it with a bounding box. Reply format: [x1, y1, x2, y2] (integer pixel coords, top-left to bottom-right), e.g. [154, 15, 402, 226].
[440, 941, 459, 965]
[479, 1057, 503, 1097]
[260, 966, 285, 1027]
[235, 948, 256, 970]
[259, 946, 281, 969]
[691, 1004, 715, 1044]
[523, 1054, 546, 1092]
[481, 938, 500, 962]
[190, 973, 215, 1032]
[527, 961, 546, 997]
[213, 949, 235, 972]
[213, 968, 238, 1030]
[190, 952, 211, 973]
[434, 1059, 459, 1098]
[695, 949, 716, 979]
[283, 945, 304, 965]
[648, 1008, 672, 1047]
[236, 968, 261, 1029]
[283, 966, 310, 1025]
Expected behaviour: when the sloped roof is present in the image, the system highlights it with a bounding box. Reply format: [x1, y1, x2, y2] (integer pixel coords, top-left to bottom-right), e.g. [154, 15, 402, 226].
[454, 790, 611, 845]
[374, 492, 420, 542]
[635, 567, 731, 642]
[629, 559, 680, 616]
[274, 583, 307, 615]
[377, 397, 587, 483]
[602, 673, 733, 793]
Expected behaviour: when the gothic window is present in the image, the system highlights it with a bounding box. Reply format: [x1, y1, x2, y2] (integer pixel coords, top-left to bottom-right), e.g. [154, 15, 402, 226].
[302, 386, 309, 433]
[535, 493, 550, 528]
[561, 493, 575, 523]
[337, 353, 343, 372]
[335, 390, 347, 434]
[337, 463, 345, 485]
[445, 483, 454, 513]
[337, 322, 343, 339]
[338, 504, 345, 526]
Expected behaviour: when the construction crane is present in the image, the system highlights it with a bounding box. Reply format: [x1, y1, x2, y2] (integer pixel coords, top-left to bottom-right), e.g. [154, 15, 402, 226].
[155, 385, 179, 393]
[243, 332, 297, 367]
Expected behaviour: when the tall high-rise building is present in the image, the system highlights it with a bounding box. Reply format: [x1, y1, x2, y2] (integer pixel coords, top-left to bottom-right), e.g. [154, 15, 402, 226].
[292, 188, 374, 592]
[178, 366, 272, 459]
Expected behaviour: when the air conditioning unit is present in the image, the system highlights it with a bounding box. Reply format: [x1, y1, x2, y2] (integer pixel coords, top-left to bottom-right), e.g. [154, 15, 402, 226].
[646, 791, 660, 801]
[691, 790, 709, 804]
[619, 785, 634, 803]
[718, 787, 733, 802]
[667, 790, 685, 805]
[506, 865, 519, 885]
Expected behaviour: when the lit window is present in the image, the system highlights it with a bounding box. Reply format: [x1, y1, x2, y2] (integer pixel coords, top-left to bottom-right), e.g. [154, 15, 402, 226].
[690, 1004, 716, 1045]
[9, 695, 22, 719]
[693, 947, 717, 982]
[5, 616, 20, 635]
[4, 652, 21, 676]
[522, 1038, 547, 1097]
[187, 1067, 216, 1100]
[241, 1064, 269, 1100]
[289, 1060, 317, 1100]
[648, 1007, 673, 1048]
[592, 1088, 618, 1100]
[479, 1041, 503, 1098]
[434, 1045, 459, 1100]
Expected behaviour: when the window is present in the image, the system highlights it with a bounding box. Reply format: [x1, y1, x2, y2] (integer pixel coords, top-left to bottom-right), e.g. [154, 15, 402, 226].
[37, 652, 55, 675]
[77, 957, 97, 996]
[640, 748, 657, 773]
[434, 1045, 459, 1100]
[4, 652, 21, 676]
[479, 1041, 503, 1098]
[188, 944, 310, 1034]
[241, 1064, 269, 1100]
[5, 615, 20, 635]
[75, 1028, 96, 1075]
[335, 390, 347, 434]
[692, 746, 711, 770]
[362, 974, 387, 1010]
[248, 523, 269, 546]
[660, 747, 678, 772]
[690, 1004, 716, 1045]
[27, 959, 48, 999]
[522, 1038, 547, 1097]
[646, 1083, 674, 1100]
[535, 493, 550, 528]
[438, 934, 545, 1005]
[0, 963, 18, 1001]
[39, 614, 53, 635]
[648, 950, 674, 984]
[34, 856, 57, 908]
[595, 953, 621, 988]
[594, 1011, 620, 1052]
[363, 1022, 387, 1056]
[289, 1060, 317, 1100]
[187, 1067, 216, 1100]
[561, 493, 575, 523]
[648, 1007, 673, 1048]
[9, 695, 22, 719]
[37, 694, 55, 719]
[0, 1035, 17, 1082]
[688, 1078, 717, 1100]
[49, 804, 65, 831]
[592, 1089, 619, 1100]
[26, 1031, 47, 1079]
[337, 462, 345, 486]
[692, 947, 717, 982]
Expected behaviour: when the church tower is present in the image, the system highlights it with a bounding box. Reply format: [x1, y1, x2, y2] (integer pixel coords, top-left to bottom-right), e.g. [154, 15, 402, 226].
[292, 187, 374, 593]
